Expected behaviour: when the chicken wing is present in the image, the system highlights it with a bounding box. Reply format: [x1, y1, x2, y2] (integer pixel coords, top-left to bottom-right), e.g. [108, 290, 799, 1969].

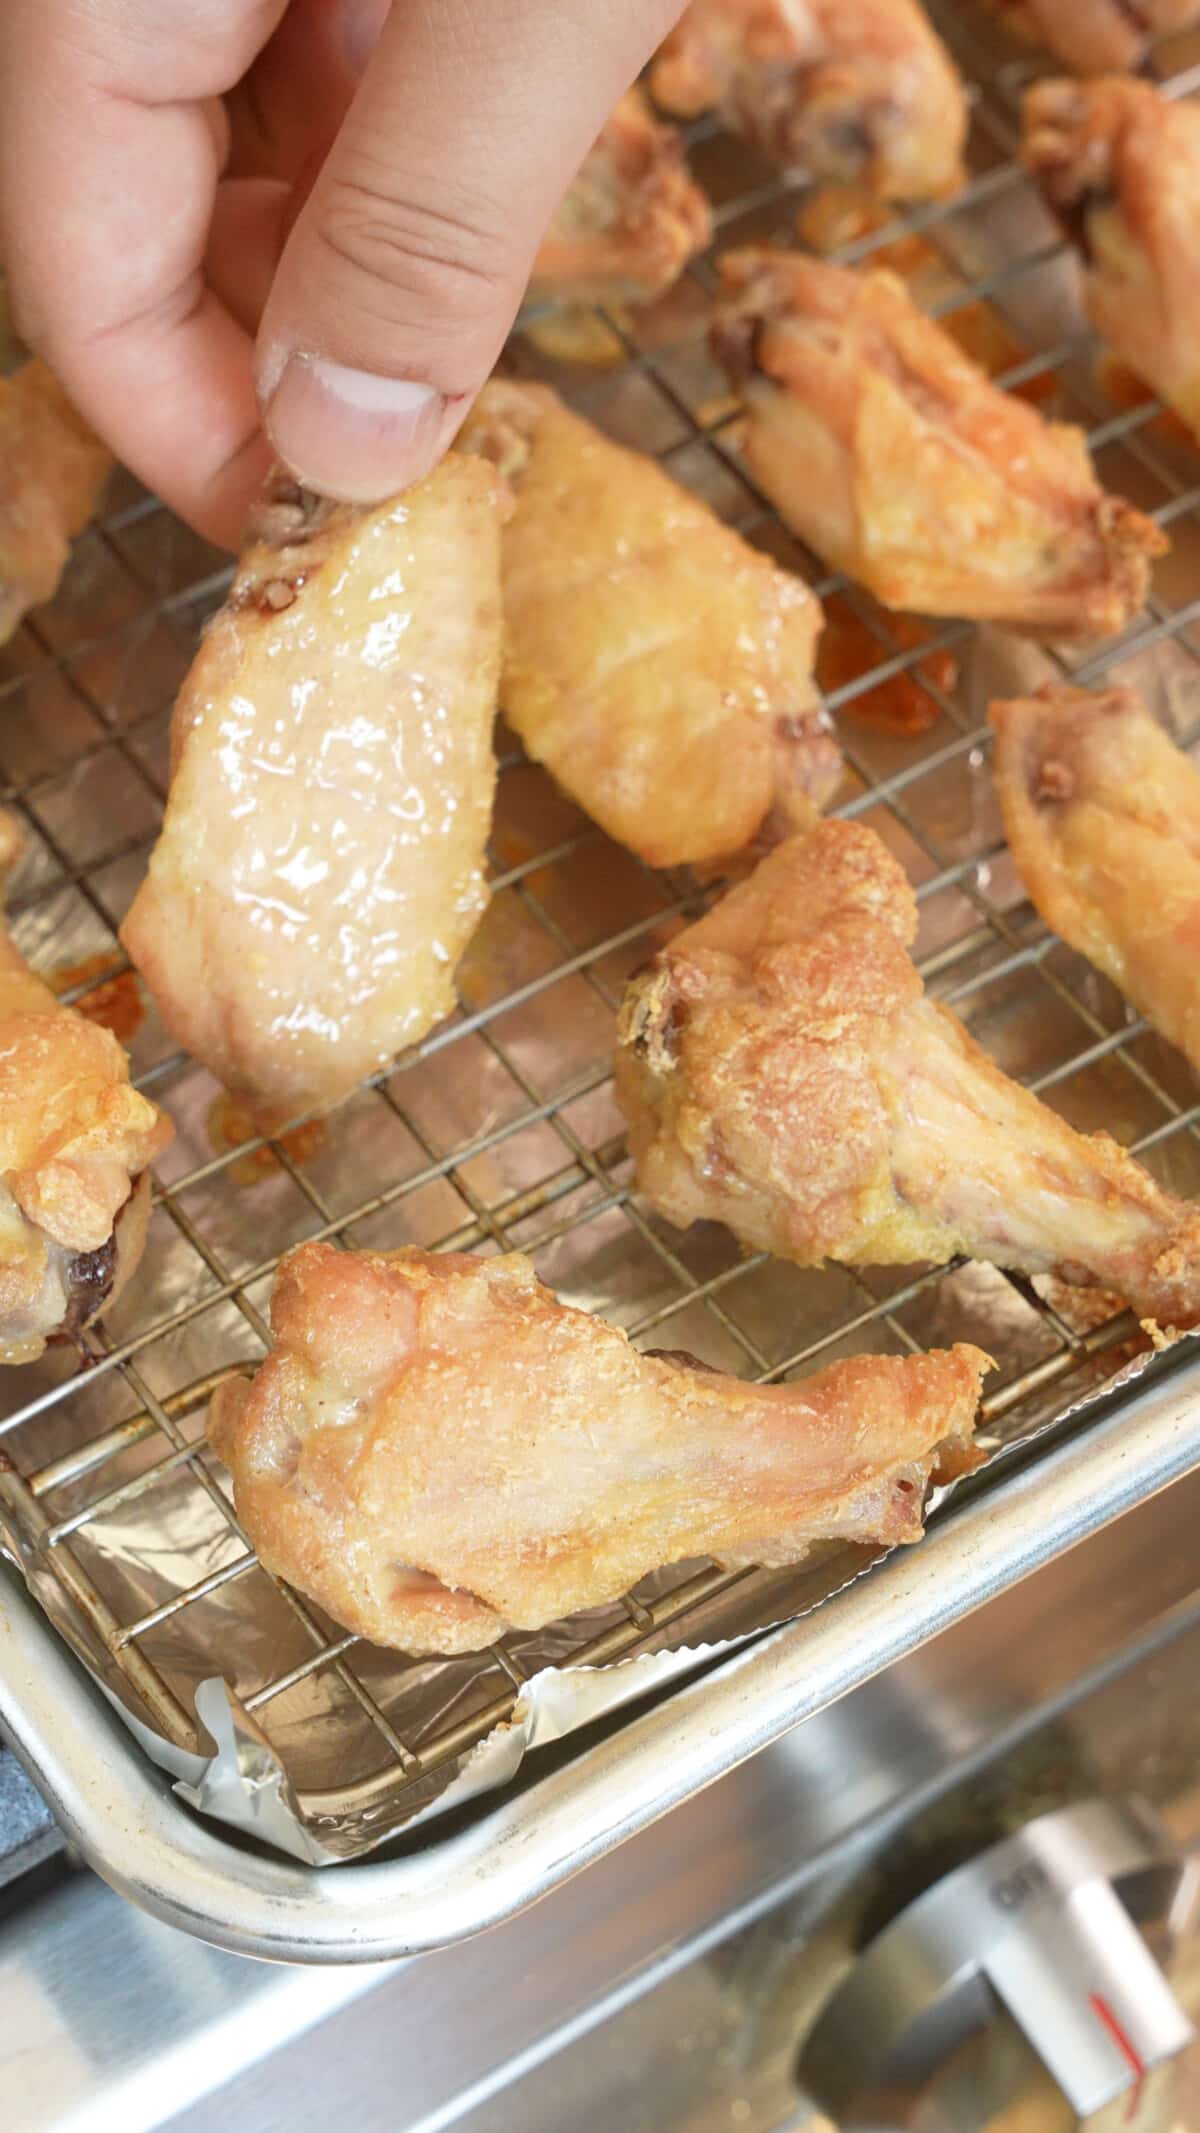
[988, 1, 1199, 74]
[0, 361, 112, 646]
[122, 458, 506, 1130]
[615, 822, 1200, 1329]
[712, 248, 1166, 634]
[992, 683, 1200, 1077]
[0, 815, 171, 1365]
[1023, 78, 1200, 443]
[458, 379, 838, 871]
[208, 1239, 987, 1654]
[650, 0, 967, 203]
[531, 89, 711, 307]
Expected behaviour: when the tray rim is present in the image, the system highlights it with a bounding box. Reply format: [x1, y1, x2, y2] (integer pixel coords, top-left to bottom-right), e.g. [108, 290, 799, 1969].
[2, 1346, 1198, 1964]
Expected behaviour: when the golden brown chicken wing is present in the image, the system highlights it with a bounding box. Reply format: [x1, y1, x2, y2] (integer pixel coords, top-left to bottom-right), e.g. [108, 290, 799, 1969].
[615, 822, 1200, 1330]
[208, 1239, 987, 1655]
[712, 248, 1166, 634]
[458, 379, 838, 871]
[992, 683, 1200, 1077]
[122, 458, 506, 1131]
[0, 361, 112, 646]
[1024, 77, 1200, 444]
[988, 0, 1199, 74]
[0, 815, 171, 1365]
[531, 89, 711, 307]
[650, 0, 967, 203]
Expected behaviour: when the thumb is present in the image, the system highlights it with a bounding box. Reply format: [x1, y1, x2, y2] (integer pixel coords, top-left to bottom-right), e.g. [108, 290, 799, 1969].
[257, 0, 682, 499]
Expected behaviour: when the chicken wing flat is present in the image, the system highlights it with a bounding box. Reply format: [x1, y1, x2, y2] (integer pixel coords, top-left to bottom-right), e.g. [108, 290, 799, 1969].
[0, 361, 112, 646]
[1024, 78, 1200, 444]
[0, 815, 171, 1365]
[712, 249, 1166, 635]
[615, 822, 1200, 1330]
[989, 1, 1199, 74]
[531, 89, 711, 307]
[992, 683, 1200, 1077]
[208, 1239, 987, 1654]
[650, 0, 967, 203]
[122, 458, 506, 1130]
[458, 379, 838, 871]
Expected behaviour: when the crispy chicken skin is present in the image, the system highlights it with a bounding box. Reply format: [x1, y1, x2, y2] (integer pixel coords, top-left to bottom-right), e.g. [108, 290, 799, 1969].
[615, 823, 1200, 1330]
[992, 684, 1200, 1077]
[458, 380, 838, 871]
[0, 361, 112, 646]
[122, 458, 506, 1131]
[0, 815, 171, 1365]
[1023, 78, 1200, 443]
[650, 0, 967, 202]
[989, 1, 1199, 74]
[531, 89, 711, 307]
[208, 1240, 987, 1655]
[712, 249, 1166, 634]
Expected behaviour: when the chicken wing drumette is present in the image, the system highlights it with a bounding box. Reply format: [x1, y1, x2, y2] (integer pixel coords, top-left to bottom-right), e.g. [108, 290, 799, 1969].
[988, 1, 1199, 75]
[531, 89, 711, 307]
[0, 361, 112, 646]
[992, 683, 1200, 1077]
[122, 457, 506, 1130]
[458, 380, 838, 871]
[712, 249, 1165, 634]
[1023, 77, 1200, 443]
[616, 822, 1200, 1330]
[209, 1239, 987, 1655]
[0, 815, 171, 1365]
[650, 0, 967, 203]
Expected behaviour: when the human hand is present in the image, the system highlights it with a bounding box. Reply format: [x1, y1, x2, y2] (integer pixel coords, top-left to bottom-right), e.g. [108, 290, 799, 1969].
[0, 1, 682, 548]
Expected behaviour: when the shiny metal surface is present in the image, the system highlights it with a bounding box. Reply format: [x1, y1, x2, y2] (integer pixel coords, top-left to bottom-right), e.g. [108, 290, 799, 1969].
[800, 1799, 1195, 2126]
[4, 0, 1200, 1942]
[2, 1365, 1199, 1965]
[4, 1486, 1200, 2133]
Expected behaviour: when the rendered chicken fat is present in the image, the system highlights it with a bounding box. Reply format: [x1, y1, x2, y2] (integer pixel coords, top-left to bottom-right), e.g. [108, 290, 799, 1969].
[616, 823, 1200, 1330]
[459, 379, 838, 870]
[122, 457, 507, 1129]
[712, 248, 1166, 635]
[209, 1240, 987, 1655]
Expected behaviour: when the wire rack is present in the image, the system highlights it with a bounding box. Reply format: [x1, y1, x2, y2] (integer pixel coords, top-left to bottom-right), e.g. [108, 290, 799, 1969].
[3, 1, 1200, 1841]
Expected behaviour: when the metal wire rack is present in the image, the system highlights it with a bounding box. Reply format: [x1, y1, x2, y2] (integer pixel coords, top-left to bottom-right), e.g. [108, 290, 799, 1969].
[3, 0, 1200, 1844]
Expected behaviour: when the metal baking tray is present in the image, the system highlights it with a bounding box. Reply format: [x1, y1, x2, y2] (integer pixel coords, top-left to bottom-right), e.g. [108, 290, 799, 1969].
[2, 1, 1200, 1957]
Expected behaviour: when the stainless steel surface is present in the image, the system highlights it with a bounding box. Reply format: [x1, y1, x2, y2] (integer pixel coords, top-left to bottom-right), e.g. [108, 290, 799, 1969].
[5, 1506, 1200, 2133]
[800, 1799, 1195, 2126]
[3, 2, 1200, 1945]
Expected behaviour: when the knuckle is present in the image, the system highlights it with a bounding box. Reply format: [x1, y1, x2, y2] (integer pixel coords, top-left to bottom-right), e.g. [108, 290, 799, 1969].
[315, 172, 514, 321]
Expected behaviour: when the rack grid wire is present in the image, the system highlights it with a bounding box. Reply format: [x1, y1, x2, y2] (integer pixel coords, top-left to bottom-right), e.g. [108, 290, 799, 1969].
[3, 0, 1200, 1830]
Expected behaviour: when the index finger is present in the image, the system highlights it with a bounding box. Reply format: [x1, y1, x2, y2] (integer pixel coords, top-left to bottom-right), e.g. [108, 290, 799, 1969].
[0, 1, 281, 547]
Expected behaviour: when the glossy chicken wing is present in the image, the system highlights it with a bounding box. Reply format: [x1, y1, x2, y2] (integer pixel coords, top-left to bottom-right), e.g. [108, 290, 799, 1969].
[122, 458, 506, 1130]
[712, 249, 1166, 635]
[0, 361, 112, 645]
[209, 1239, 987, 1654]
[992, 683, 1200, 1076]
[989, 1, 1199, 73]
[615, 822, 1200, 1330]
[0, 815, 171, 1365]
[458, 380, 838, 871]
[651, 0, 967, 202]
[531, 90, 711, 307]
[1024, 78, 1200, 443]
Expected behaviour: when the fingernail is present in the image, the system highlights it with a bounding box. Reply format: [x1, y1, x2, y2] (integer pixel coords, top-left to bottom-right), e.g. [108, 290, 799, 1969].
[341, 0, 392, 74]
[263, 354, 444, 501]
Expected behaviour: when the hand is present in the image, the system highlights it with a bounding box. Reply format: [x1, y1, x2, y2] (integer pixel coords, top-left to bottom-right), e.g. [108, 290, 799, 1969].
[0, 1, 682, 548]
